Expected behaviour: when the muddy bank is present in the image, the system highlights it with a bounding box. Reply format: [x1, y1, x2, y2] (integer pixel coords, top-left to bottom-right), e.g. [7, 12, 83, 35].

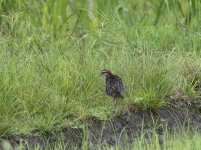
[1, 99, 201, 149]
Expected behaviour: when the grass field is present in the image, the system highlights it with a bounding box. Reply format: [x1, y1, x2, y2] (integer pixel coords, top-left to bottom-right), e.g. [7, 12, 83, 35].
[0, 0, 201, 148]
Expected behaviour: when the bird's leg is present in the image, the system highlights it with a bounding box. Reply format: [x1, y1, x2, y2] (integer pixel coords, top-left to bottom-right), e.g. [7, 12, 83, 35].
[113, 96, 118, 107]
[120, 95, 124, 99]
[113, 94, 117, 100]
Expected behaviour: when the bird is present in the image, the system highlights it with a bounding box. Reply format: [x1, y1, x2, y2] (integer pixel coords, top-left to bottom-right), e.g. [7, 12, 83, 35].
[100, 69, 125, 99]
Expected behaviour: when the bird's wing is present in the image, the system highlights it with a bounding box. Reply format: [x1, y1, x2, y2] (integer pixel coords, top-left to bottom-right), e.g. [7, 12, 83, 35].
[113, 76, 125, 94]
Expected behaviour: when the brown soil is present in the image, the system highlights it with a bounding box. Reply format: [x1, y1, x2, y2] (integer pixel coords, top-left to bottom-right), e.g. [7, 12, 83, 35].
[1, 99, 201, 150]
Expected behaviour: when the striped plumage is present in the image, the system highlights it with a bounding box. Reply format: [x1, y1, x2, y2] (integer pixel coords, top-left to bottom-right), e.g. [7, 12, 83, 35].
[100, 69, 125, 99]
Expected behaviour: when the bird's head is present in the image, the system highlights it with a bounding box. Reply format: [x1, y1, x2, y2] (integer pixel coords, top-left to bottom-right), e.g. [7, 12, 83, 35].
[100, 69, 113, 77]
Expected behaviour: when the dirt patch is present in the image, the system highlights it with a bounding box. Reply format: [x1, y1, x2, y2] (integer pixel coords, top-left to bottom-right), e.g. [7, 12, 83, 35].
[1, 126, 83, 150]
[1, 99, 201, 149]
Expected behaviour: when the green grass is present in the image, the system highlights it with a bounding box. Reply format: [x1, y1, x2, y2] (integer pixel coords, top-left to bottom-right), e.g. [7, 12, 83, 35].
[102, 129, 201, 150]
[115, 129, 201, 150]
[0, 0, 201, 136]
[2, 127, 201, 150]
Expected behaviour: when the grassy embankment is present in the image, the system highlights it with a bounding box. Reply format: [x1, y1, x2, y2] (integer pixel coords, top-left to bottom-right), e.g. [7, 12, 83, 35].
[0, 0, 201, 143]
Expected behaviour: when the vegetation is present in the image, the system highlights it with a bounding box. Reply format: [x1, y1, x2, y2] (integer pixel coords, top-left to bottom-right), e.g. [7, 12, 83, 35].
[2, 127, 201, 150]
[0, 0, 201, 139]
